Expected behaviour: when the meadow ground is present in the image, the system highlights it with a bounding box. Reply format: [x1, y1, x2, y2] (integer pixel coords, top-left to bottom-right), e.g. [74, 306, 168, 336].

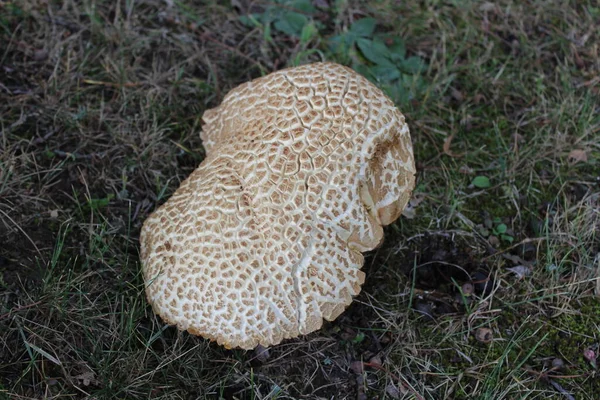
[1, 1, 599, 399]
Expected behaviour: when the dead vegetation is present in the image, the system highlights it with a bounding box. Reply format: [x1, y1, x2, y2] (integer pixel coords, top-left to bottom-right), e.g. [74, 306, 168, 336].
[1, 1, 598, 399]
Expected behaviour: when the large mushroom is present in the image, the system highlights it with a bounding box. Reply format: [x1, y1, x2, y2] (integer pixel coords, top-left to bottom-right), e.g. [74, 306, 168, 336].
[140, 62, 416, 349]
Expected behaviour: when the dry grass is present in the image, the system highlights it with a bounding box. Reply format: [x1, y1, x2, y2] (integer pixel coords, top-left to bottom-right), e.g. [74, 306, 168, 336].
[1, 0, 599, 399]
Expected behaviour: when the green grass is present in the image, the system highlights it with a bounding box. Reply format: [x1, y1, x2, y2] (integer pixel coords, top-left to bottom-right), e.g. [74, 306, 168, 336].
[1, 0, 598, 399]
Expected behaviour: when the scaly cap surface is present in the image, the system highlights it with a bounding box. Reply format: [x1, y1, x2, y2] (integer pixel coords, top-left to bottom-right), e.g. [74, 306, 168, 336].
[140, 62, 416, 349]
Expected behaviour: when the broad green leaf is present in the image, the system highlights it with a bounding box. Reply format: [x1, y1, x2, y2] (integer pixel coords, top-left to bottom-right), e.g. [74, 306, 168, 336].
[392, 80, 411, 104]
[291, 0, 317, 13]
[389, 38, 406, 61]
[356, 38, 394, 66]
[400, 56, 425, 74]
[495, 223, 508, 234]
[300, 22, 318, 44]
[291, 48, 321, 66]
[472, 176, 491, 188]
[501, 234, 514, 243]
[344, 31, 357, 46]
[350, 17, 376, 37]
[238, 15, 257, 27]
[273, 12, 307, 36]
[328, 34, 350, 58]
[370, 65, 401, 82]
[352, 63, 374, 81]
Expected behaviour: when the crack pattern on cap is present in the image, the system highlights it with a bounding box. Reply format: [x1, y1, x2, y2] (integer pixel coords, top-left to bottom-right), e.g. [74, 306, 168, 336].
[140, 62, 416, 350]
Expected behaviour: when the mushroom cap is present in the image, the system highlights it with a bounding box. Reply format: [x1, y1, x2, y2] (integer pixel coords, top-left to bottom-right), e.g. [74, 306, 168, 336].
[140, 62, 416, 349]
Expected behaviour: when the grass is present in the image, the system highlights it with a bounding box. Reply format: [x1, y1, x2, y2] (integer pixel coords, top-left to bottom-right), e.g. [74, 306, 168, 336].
[1, 0, 598, 399]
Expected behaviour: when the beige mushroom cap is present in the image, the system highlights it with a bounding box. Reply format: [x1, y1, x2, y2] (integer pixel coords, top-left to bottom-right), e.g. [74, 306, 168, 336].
[140, 62, 416, 350]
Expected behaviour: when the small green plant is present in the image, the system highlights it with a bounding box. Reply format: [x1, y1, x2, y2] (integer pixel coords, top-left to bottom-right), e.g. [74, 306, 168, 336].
[352, 331, 366, 344]
[239, 4, 428, 105]
[471, 175, 491, 189]
[327, 18, 428, 104]
[238, 0, 320, 42]
[238, 0, 322, 65]
[479, 216, 514, 244]
[491, 218, 514, 243]
[86, 194, 114, 211]
[478, 211, 515, 245]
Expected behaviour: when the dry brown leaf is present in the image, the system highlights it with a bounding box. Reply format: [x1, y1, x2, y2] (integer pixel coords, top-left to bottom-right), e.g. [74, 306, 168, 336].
[459, 165, 474, 175]
[473, 93, 486, 104]
[506, 265, 531, 279]
[479, 2, 496, 12]
[72, 371, 97, 386]
[402, 193, 425, 219]
[450, 87, 464, 102]
[386, 383, 401, 399]
[474, 327, 493, 343]
[443, 133, 465, 157]
[568, 149, 588, 164]
[350, 360, 364, 374]
[511, 133, 525, 152]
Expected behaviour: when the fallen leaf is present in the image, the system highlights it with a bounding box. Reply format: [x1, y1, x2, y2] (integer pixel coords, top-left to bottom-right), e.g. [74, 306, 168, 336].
[443, 133, 466, 158]
[33, 49, 48, 61]
[450, 87, 464, 102]
[473, 93, 486, 104]
[474, 327, 493, 343]
[479, 2, 496, 12]
[368, 354, 383, 367]
[385, 383, 401, 399]
[254, 344, 270, 363]
[551, 357, 565, 370]
[349, 360, 364, 374]
[568, 149, 588, 165]
[506, 265, 531, 279]
[402, 193, 425, 219]
[511, 133, 525, 143]
[488, 235, 500, 247]
[471, 176, 491, 188]
[459, 165, 474, 175]
[72, 371, 97, 386]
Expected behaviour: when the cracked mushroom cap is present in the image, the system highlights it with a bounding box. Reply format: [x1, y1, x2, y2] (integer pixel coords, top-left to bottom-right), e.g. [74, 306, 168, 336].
[140, 62, 416, 350]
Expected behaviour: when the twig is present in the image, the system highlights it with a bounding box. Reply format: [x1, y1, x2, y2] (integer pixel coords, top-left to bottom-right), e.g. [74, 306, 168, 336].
[31, 129, 57, 146]
[548, 380, 576, 400]
[0, 300, 44, 321]
[481, 237, 546, 261]
[83, 79, 141, 88]
[52, 149, 108, 160]
[524, 367, 586, 380]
